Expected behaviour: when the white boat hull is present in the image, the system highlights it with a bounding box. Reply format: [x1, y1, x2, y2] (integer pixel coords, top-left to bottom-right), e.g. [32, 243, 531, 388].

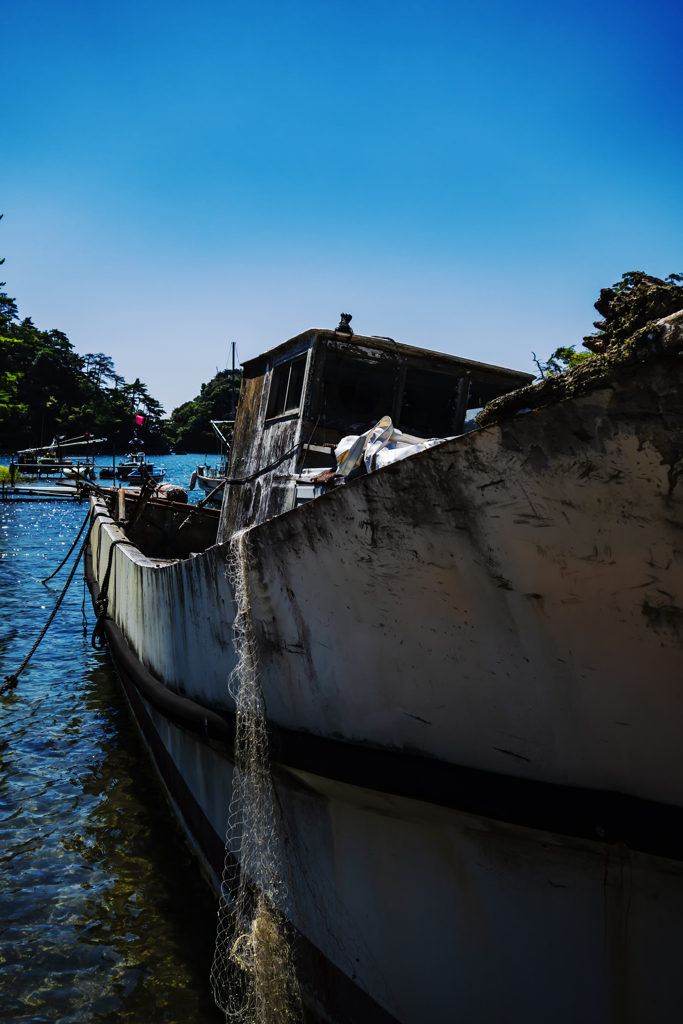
[196, 472, 224, 496]
[82, 548, 683, 1021]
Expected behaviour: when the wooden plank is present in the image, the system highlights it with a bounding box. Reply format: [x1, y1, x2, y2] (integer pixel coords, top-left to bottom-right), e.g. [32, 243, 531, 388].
[8, 485, 79, 497]
[117, 488, 126, 523]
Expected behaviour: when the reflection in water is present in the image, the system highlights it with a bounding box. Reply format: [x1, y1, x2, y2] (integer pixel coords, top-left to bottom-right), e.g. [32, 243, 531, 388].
[0, 496, 223, 1022]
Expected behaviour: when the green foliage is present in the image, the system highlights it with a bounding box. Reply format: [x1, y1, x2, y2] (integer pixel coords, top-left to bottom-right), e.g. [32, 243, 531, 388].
[0, 336, 28, 429]
[533, 345, 593, 378]
[0, 463, 26, 483]
[583, 271, 683, 353]
[534, 271, 683, 379]
[168, 369, 242, 452]
[0, 223, 169, 451]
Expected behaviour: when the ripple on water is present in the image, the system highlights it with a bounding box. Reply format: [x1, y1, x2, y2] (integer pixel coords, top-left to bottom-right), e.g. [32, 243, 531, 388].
[0, 501, 223, 1022]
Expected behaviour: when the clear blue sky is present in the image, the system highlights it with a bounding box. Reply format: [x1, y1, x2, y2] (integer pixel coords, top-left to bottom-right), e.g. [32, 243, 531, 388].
[2, 0, 682, 412]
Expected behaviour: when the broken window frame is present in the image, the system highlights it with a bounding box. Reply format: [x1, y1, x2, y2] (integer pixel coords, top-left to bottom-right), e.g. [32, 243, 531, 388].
[315, 348, 403, 435]
[265, 351, 310, 421]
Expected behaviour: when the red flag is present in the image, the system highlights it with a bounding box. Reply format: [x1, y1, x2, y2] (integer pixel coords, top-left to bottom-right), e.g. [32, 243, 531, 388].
[135, 414, 145, 425]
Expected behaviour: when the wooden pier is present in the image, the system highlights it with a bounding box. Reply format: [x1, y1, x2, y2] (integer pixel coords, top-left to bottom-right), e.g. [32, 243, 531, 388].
[0, 480, 147, 503]
[0, 483, 82, 502]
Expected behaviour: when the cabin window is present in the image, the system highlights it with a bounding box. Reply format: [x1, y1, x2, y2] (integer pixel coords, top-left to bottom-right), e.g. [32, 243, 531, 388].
[321, 353, 399, 433]
[400, 369, 462, 438]
[266, 354, 307, 419]
[463, 381, 509, 432]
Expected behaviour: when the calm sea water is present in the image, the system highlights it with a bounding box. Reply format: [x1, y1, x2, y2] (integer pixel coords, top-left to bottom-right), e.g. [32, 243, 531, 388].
[0, 456, 225, 1022]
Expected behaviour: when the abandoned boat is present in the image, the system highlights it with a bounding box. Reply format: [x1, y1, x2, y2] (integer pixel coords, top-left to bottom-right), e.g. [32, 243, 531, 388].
[86, 314, 683, 1023]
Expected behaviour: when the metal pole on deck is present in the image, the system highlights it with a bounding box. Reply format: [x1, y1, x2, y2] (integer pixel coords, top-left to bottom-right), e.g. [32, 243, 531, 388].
[231, 342, 236, 420]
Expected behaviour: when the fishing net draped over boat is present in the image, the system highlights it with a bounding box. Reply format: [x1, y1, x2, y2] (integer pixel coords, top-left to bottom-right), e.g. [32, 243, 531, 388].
[211, 529, 302, 1024]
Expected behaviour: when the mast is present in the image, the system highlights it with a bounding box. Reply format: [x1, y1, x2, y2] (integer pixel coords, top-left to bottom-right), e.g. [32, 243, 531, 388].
[231, 341, 236, 421]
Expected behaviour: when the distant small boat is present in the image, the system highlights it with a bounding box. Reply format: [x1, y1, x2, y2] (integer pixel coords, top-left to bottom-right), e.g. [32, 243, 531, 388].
[188, 421, 232, 502]
[128, 466, 166, 484]
[116, 452, 165, 483]
[63, 461, 96, 481]
[115, 454, 141, 480]
[37, 453, 68, 475]
[99, 467, 116, 479]
[16, 434, 106, 478]
[190, 466, 223, 497]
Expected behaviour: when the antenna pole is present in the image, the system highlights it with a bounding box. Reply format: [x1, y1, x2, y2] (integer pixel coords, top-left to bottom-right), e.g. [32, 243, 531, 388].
[231, 342, 236, 420]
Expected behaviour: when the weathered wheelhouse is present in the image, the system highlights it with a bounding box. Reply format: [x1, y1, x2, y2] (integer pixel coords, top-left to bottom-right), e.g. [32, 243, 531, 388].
[219, 326, 532, 539]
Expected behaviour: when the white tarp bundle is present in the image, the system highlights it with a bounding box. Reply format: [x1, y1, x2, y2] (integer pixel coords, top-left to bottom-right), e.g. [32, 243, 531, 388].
[335, 416, 455, 478]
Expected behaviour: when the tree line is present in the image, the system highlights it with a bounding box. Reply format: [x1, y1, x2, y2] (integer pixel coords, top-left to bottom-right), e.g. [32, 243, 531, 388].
[0, 223, 241, 453]
[169, 369, 241, 452]
[0, 262, 167, 451]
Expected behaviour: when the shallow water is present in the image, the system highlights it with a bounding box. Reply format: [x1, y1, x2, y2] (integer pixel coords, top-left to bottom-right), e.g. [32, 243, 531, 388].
[0, 496, 224, 1022]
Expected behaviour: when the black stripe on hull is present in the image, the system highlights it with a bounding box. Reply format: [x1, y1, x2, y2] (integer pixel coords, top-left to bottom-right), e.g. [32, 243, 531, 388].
[273, 729, 683, 862]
